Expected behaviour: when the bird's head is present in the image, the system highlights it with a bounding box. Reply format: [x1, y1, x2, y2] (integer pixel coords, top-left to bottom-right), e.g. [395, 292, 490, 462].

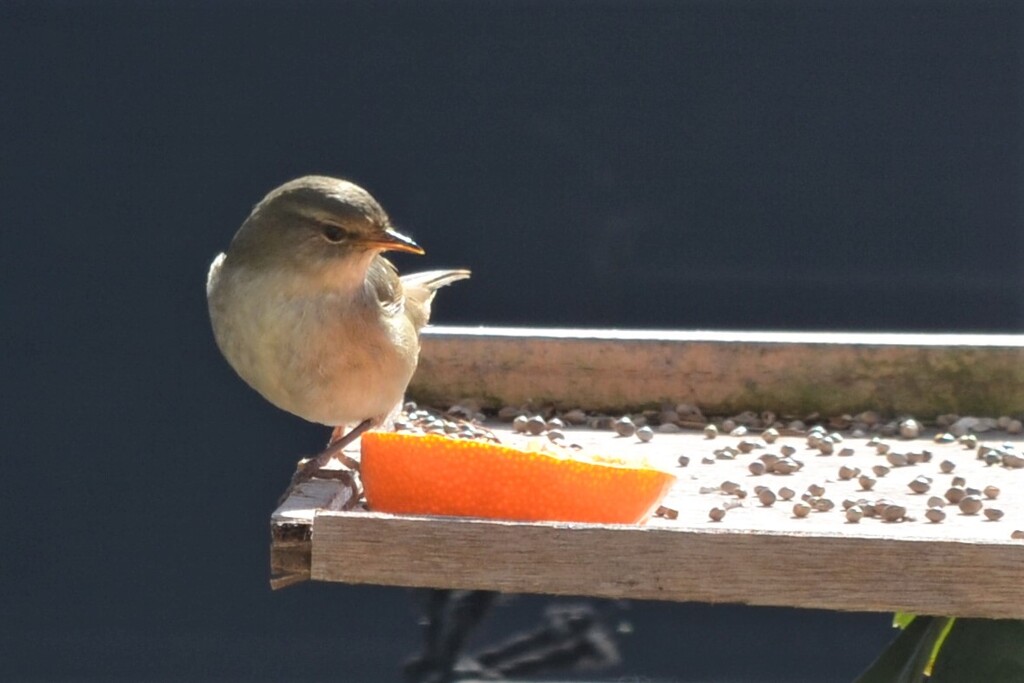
[226, 176, 423, 286]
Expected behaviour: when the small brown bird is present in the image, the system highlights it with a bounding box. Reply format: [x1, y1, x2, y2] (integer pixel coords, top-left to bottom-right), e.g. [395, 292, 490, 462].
[207, 176, 469, 478]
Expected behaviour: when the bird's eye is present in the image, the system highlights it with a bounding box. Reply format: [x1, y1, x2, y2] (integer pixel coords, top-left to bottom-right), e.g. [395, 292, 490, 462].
[321, 224, 348, 243]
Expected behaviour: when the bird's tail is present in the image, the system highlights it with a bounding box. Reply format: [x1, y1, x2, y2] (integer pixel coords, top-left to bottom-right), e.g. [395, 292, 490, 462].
[401, 269, 470, 328]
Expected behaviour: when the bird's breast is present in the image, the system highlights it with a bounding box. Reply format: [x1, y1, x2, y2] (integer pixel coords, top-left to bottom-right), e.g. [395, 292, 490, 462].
[208, 262, 419, 426]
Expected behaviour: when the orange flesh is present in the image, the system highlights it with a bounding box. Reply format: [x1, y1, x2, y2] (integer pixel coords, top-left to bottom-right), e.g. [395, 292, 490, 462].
[360, 431, 676, 524]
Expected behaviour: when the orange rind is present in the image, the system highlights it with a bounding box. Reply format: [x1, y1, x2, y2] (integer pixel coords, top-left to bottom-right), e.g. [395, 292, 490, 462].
[360, 431, 676, 524]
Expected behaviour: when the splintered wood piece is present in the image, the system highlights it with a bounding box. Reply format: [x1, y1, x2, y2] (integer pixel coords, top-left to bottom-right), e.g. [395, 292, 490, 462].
[311, 511, 1024, 619]
[271, 475, 360, 589]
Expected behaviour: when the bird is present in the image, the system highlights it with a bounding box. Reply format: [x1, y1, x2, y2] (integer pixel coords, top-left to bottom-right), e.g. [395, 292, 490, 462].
[207, 175, 469, 485]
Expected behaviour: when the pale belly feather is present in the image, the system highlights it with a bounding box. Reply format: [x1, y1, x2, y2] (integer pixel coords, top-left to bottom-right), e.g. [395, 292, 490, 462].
[208, 260, 418, 426]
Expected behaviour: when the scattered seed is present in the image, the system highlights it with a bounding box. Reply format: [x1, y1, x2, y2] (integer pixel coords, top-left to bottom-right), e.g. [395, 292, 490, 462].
[939, 460, 956, 474]
[934, 432, 955, 444]
[875, 442, 892, 455]
[655, 505, 679, 520]
[951, 475, 967, 487]
[546, 429, 565, 442]
[925, 508, 946, 523]
[908, 476, 932, 494]
[737, 440, 759, 454]
[613, 416, 636, 437]
[899, 419, 921, 439]
[818, 440, 834, 455]
[1011, 530, 1024, 540]
[709, 506, 726, 522]
[748, 461, 766, 476]
[703, 424, 719, 439]
[807, 483, 825, 497]
[772, 458, 799, 475]
[1004, 453, 1024, 468]
[780, 445, 796, 457]
[814, 498, 835, 512]
[838, 465, 860, 481]
[526, 415, 547, 435]
[845, 506, 864, 523]
[793, 503, 811, 518]
[880, 504, 907, 522]
[958, 495, 983, 515]
[720, 480, 741, 494]
[778, 487, 795, 501]
[983, 508, 1004, 521]
[758, 489, 777, 507]
[677, 455, 690, 467]
[762, 428, 779, 444]
[927, 496, 946, 508]
[838, 447, 855, 457]
[701, 456, 715, 465]
[636, 425, 654, 442]
[729, 425, 748, 437]
[907, 451, 931, 465]
[983, 485, 1000, 500]
[512, 415, 530, 433]
[872, 465, 890, 477]
[886, 452, 909, 467]
[945, 486, 966, 504]
[959, 434, 978, 449]
[858, 475, 877, 491]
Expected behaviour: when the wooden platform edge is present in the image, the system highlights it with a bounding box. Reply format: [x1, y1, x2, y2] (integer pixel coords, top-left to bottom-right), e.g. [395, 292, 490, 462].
[270, 477, 358, 589]
[411, 326, 1024, 416]
[310, 511, 1024, 619]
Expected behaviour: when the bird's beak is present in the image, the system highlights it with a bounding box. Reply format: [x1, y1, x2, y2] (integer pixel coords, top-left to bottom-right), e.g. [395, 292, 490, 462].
[359, 228, 425, 255]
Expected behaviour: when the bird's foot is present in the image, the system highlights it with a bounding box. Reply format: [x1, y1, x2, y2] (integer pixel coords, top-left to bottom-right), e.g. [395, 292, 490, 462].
[278, 418, 373, 504]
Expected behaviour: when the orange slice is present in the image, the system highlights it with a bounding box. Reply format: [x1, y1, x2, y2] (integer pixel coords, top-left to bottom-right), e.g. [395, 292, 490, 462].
[360, 431, 676, 524]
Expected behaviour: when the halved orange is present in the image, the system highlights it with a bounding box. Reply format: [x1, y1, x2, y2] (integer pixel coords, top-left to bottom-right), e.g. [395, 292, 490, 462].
[360, 431, 676, 524]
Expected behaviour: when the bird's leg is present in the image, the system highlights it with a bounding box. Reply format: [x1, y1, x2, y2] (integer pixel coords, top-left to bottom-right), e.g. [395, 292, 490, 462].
[287, 418, 373, 489]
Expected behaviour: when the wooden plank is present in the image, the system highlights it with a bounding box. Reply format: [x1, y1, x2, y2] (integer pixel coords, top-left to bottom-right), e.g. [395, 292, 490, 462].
[312, 511, 1024, 619]
[271, 475, 358, 589]
[274, 328, 1024, 610]
[300, 426, 1024, 617]
[411, 327, 1024, 416]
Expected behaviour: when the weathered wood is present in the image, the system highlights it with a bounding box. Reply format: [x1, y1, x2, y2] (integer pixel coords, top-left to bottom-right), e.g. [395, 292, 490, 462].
[311, 512, 1024, 618]
[286, 426, 1024, 616]
[271, 477, 358, 590]
[273, 327, 1024, 613]
[411, 327, 1024, 416]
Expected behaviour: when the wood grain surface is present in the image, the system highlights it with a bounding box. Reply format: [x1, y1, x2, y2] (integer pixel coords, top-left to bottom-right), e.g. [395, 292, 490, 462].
[411, 327, 1024, 416]
[289, 426, 1024, 617]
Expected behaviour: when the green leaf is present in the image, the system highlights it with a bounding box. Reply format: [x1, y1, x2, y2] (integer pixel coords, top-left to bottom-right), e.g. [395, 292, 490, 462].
[893, 612, 916, 629]
[855, 616, 953, 683]
[930, 619, 1024, 682]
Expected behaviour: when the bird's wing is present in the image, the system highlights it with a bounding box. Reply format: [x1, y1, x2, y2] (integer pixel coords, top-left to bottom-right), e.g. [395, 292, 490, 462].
[206, 252, 227, 296]
[400, 268, 471, 329]
[365, 257, 405, 317]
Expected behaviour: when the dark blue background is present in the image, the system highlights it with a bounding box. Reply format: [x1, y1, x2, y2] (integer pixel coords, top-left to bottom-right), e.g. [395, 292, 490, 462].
[3, 1, 1021, 681]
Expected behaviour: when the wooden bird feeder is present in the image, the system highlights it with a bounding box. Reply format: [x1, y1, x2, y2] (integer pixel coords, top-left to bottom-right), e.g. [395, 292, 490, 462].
[271, 327, 1024, 619]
